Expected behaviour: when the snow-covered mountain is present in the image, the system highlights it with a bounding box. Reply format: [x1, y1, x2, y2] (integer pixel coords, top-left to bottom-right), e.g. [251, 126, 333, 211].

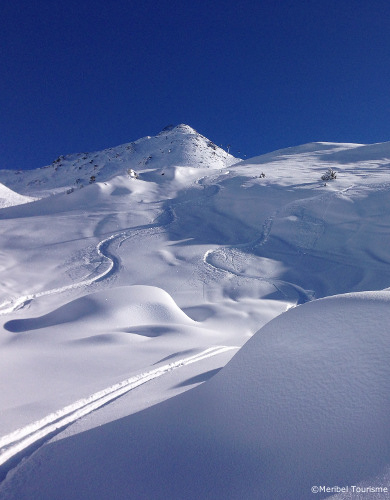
[0, 124, 238, 197]
[1, 126, 390, 499]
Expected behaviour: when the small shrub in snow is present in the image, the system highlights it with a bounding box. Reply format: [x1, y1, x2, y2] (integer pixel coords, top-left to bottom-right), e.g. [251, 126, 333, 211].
[321, 168, 337, 181]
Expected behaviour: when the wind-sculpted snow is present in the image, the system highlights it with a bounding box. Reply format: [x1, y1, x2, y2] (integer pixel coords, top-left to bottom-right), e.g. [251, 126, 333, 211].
[3, 285, 196, 335]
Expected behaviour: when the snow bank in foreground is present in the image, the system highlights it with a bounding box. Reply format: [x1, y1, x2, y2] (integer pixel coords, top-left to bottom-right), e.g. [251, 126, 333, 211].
[2, 291, 390, 499]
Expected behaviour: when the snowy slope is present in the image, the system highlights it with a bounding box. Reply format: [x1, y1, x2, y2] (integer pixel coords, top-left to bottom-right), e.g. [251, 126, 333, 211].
[1, 127, 390, 498]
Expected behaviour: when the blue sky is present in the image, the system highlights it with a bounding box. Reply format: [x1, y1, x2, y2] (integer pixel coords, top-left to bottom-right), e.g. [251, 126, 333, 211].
[2, 0, 390, 170]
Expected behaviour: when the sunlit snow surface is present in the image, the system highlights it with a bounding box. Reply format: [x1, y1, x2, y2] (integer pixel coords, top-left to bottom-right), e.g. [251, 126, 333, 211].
[0, 183, 37, 209]
[1, 127, 390, 498]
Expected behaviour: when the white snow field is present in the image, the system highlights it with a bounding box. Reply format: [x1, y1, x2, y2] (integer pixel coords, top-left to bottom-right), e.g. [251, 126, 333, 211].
[1, 125, 390, 498]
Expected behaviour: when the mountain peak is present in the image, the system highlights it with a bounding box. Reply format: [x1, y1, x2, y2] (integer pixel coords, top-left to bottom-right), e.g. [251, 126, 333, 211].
[0, 125, 239, 197]
[158, 124, 198, 135]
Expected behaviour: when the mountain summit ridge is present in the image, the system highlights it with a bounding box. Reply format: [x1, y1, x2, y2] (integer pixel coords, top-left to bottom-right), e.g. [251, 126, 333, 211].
[2, 124, 390, 200]
[0, 124, 238, 197]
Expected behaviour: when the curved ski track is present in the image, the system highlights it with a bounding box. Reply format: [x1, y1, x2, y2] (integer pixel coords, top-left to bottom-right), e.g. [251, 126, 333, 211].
[0, 203, 177, 315]
[202, 187, 355, 305]
[0, 232, 125, 315]
[203, 208, 313, 305]
[0, 345, 238, 480]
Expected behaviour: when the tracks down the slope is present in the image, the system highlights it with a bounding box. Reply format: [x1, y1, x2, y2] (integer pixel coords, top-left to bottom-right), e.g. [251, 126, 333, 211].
[201, 190, 347, 305]
[0, 199, 180, 315]
[203, 247, 313, 305]
[0, 232, 125, 315]
[0, 345, 238, 481]
[203, 186, 355, 304]
[203, 212, 314, 305]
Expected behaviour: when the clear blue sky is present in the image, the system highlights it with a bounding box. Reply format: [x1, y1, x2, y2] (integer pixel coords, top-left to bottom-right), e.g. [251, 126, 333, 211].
[2, 0, 390, 170]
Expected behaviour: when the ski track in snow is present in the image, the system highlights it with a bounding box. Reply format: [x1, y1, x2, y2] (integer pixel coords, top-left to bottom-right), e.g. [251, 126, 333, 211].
[203, 210, 312, 305]
[0, 201, 178, 315]
[0, 232, 124, 315]
[203, 248, 313, 304]
[0, 345, 238, 479]
[202, 187, 354, 305]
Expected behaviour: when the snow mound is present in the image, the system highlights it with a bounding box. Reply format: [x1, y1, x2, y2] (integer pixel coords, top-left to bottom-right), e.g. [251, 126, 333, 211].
[5, 285, 195, 334]
[189, 291, 390, 497]
[70, 285, 195, 328]
[208, 290, 390, 440]
[36, 291, 390, 500]
[0, 183, 37, 208]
